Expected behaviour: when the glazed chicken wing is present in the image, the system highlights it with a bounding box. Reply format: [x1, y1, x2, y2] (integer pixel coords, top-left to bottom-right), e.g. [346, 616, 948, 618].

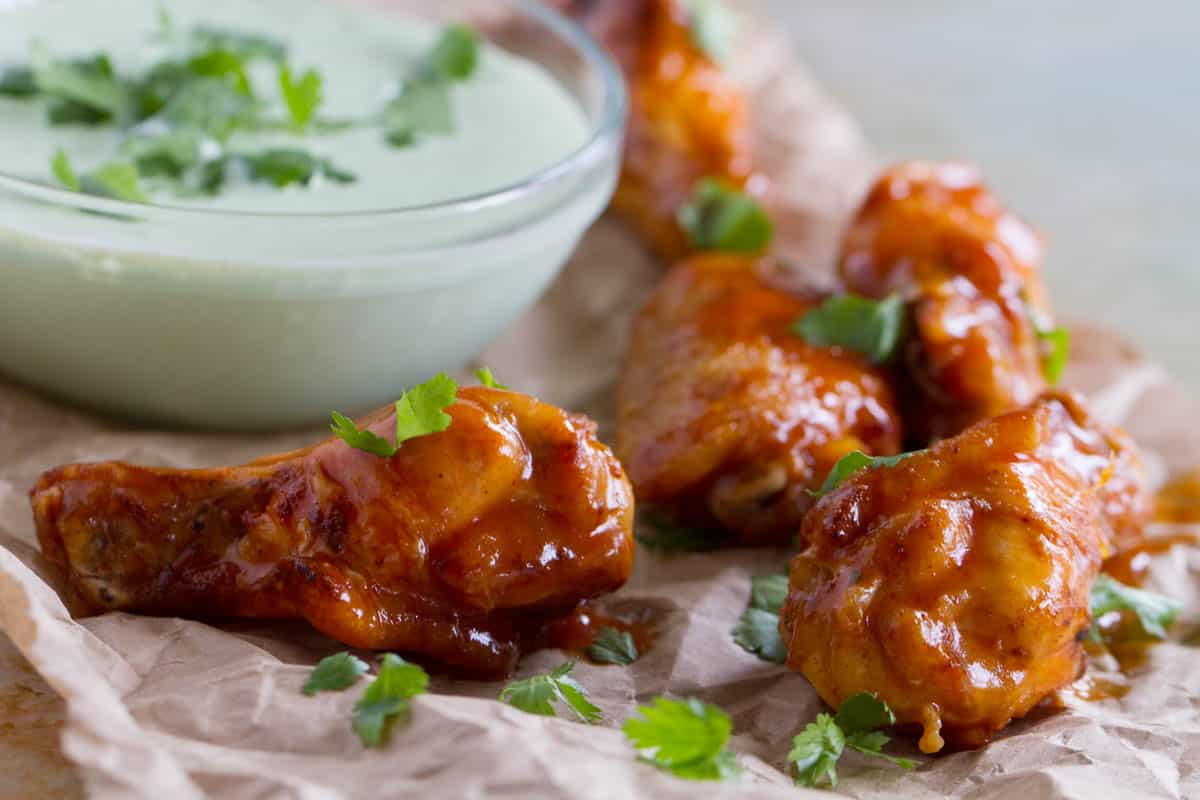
[561, 0, 756, 260]
[780, 393, 1148, 753]
[839, 162, 1053, 440]
[31, 387, 635, 677]
[615, 254, 901, 544]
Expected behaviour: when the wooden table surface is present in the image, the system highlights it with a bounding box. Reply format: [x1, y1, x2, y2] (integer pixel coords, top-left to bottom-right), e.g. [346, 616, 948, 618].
[767, 0, 1199, 393]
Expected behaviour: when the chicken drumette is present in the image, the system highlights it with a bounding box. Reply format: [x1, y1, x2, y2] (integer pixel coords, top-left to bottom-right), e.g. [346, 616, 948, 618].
[32, 387, 635, 677]
[561, 0, 757, 260]
[780, 393, 1148, 753]
[839, 162, 1054, 440]
[615, 254, 901, 544]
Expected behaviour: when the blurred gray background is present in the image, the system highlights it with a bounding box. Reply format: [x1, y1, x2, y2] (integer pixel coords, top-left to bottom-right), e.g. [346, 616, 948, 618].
[767, 0, 1198, 392]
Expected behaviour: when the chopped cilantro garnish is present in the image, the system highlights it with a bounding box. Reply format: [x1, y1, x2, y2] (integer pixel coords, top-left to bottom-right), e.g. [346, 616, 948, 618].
[31, 49, 127, 123]
[1037, 326, 1070, 385]
[623, 697, 741, 781]
[789, 693, 915, 788]
[382, 79, 453, 147]
[428, 24, 480, 82]
[351, 654, 429, 748]
[331, 373, 458, 457]
[0, 66, 36, 98]
[809, 449, 922, 499]
[677, 178, 772, 254]
[732, 574, 788, 664]
[187, 48, 253, 96]
[160, 76, 257, 141]
[236, 148, 356, 188]
[588, 628, 639, 666]
[682, 0, 738, 64]
[278, 65, 322, 130]
[499, 661, 602, 723]
[474, 367, 507, 389]
[1089, 574, 1178, 642]
[792, 293, 906, 364]
[52, 150, 148, 203]
[303, 652, 369, 696]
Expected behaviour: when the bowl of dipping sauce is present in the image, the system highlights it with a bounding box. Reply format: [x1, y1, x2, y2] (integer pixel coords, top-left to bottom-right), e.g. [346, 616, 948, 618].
[0, 0, 625, 429]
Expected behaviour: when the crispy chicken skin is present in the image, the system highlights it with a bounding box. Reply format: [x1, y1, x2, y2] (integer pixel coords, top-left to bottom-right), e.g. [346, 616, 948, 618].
[615, 254, 902, 544]
[31, 387, 635, 678]
[780, 393, 1146, 753]
[839, 162, 1052, 440]
[560, 0, 756, 260]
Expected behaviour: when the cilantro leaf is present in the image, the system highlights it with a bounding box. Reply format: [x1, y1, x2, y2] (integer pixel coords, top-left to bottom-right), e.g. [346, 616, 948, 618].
[809, 449, 921, 500]
[623, 697, 740, 781]
[587, 628, 639, 666]
[279, 65, 322, 130]
[53, 152, 149, 203]
[789, 713, 844, 788]
[845, 730, 916, 769]
[732, 608, 787, 664]
[330, 411, 399, 458]
[0, 65, 36, 98]
[833, 692, 896, 734]
[635, 512, 731, 552]
[236, 148, 355, 188]
[1037, 326, 1070, 385]
[394, 372, 457, 443]
[682, 0, 738, 64]
[475, 367, 507, 390]
[187, 48, 252, 95]
[190, 25, 287, 63]
[1089, 574, 1179, 641]
[500, 661, 602, 723]
[382, 79, 453, 146]
[332, 374, 457, 458]
[303, 652, 369, 695]
[792, 293, 906, 364]
[678, 178, 772, 253]
[790, 695, 913, 788]
[748, 574, 788, 615]
[31, 50, 127, 122]
[351, 654, 429, 748]
[161, 76, 256, 141]
[732, 574, 789, 664]
[51, 149, 79, 191]
[121, 129, 204, 179]
[428, 25, 480, 82]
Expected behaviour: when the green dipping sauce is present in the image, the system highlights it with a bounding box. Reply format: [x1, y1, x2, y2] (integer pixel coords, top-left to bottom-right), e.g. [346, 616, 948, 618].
[0, 0, 591, 212]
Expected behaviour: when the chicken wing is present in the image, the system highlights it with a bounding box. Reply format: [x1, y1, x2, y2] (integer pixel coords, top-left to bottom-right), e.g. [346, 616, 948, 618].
[31, 387, 635, 678]
[780, 393, 1147, 753]
[561, 0, 757, 260]
[615, 254, 902, 544]
[839, 162, 1052, 440]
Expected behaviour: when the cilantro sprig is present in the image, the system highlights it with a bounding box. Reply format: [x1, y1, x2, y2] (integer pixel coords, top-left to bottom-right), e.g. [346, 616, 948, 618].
[499, 661, 602, 723]
[1089, 574, 1178, 642]
[331, 373, 458, 458]
[303, 652, 369, 696]
[52, 149, 149, 203]
[732, 574, 788, 664]
[793, 293, 906, 364]
[809, 449, 923, 500]
[588, 628, 639, 666]
[678, 178, 772, 254]
[352, 654, 430, 747]
[789, 693, 915, 788]
[381, 25, 481, 148]
[623, 697, 741, 781]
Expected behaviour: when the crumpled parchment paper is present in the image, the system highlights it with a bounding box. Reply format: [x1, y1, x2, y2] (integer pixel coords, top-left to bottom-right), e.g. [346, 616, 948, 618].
[0, 11, 1198, 800]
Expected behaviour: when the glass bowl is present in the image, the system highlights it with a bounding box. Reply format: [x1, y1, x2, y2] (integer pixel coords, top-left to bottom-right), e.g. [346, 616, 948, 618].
[0, 0, 626, 429]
